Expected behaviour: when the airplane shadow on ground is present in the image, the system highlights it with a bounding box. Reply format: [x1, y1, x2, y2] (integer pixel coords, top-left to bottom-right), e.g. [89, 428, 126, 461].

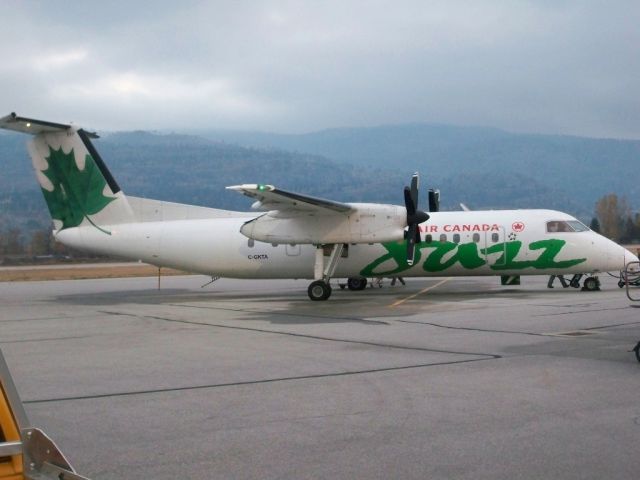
[48, 280, 566, 327]
[52, 288, 391, 325]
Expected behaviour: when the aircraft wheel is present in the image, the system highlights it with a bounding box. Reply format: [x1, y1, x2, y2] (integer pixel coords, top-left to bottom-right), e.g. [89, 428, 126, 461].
[634, 342, 640, 363]
[618, 280, 625, 288]
[583, 277, 599, 291]
[308, 280, 332, 301]
[347, 277, 368, 291]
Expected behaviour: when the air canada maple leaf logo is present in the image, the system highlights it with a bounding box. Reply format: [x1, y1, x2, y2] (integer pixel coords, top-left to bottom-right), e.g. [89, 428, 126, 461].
[40, 146, 115, 231]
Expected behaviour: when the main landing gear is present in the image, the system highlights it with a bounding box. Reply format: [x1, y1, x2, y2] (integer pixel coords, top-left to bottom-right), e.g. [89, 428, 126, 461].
[307, 244, 370, 300]
[308, 280, 332, 301]
[310, 276, 370, 299]
[308, 244, 344, 301]
[347, 277, 368, 291]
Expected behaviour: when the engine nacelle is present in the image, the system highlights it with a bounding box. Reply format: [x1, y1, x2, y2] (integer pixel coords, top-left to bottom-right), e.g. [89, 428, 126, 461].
[240, 203, 406, 244]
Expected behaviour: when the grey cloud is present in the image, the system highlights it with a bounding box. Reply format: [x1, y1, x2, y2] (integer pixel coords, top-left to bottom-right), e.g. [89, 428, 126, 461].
[1, 0, 639, 138]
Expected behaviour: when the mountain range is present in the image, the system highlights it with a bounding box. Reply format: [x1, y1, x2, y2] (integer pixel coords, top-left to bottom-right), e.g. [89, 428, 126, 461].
[200, 124, 640, 209]
[1, 123, 638, 239]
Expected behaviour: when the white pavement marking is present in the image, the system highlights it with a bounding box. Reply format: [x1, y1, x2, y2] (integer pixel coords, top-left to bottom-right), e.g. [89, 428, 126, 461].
[389, 277, 452, 307]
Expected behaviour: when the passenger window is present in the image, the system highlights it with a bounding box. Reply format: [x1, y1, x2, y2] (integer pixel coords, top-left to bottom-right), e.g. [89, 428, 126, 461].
[473, 233, 480, 243]
[425, 234, 432, 243]
[491, 233, 499, 243]
[453, 234, 460, 244]
[439, 234, 447, 243]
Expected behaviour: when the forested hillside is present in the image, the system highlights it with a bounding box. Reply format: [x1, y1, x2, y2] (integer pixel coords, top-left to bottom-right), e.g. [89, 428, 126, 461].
[2, 123, 638, 253]
[202, 124, 640, 209]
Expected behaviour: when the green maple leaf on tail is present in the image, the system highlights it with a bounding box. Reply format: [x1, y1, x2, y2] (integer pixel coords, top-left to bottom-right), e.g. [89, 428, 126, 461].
[40, 146, 115, 233]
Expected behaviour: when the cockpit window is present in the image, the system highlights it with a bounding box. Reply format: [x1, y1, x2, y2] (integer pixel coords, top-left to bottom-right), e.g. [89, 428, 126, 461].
[567, 220, 589, 232]
[546, 220, 589, 233]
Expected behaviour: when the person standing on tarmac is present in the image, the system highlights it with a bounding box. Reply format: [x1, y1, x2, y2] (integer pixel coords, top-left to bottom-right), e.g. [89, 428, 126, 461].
[547, 274, 568, 288]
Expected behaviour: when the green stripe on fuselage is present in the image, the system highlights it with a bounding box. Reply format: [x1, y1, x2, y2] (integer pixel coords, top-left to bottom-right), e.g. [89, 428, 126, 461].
[360, 239, 585, 276]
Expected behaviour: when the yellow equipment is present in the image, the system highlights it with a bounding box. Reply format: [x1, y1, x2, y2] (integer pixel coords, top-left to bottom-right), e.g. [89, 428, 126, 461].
[0, 350, 89, 480]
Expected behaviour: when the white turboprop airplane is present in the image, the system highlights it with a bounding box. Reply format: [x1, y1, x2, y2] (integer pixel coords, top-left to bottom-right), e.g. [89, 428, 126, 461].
[1, 113, 637, 300]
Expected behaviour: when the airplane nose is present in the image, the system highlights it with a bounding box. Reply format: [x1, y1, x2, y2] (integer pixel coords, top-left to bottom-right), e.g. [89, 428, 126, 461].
[624, 248, 640, 273]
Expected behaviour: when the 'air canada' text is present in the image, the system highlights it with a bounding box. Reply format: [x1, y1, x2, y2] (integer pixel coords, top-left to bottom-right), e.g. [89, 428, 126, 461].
[419, 224, 502, 233]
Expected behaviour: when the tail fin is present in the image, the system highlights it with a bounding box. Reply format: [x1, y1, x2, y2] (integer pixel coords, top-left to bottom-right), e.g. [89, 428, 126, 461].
[0, 113, 134, 234]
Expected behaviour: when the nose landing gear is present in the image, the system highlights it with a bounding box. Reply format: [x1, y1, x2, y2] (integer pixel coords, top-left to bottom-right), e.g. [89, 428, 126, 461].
[549, 274, 600, 291]
[581, 276, 601, 291]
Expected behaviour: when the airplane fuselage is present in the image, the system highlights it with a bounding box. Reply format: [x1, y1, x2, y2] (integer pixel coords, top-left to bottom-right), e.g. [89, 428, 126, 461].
[56, 209, 633, 280]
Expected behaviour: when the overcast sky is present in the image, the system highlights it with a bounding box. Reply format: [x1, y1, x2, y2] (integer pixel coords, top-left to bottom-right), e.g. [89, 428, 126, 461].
[1, 1, 639, 138]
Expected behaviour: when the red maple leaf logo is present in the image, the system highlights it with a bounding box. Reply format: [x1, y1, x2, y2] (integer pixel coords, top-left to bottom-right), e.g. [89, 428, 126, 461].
[512, 221, 525, 233]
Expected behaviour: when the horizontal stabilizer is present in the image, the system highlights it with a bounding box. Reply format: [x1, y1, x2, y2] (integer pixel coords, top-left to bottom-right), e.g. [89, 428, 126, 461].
[0, 112, 98, 138]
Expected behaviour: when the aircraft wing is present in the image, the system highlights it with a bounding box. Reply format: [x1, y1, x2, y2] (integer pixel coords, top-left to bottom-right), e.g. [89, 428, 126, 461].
[226, 184, 354, 214]
[227, 183, 406, 245]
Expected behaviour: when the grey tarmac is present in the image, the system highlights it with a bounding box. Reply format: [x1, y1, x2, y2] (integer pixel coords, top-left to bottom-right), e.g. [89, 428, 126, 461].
[1, 274, 639, 480]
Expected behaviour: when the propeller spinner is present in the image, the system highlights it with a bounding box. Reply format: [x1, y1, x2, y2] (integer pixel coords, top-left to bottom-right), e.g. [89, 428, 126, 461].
[404, 173, 430, 265]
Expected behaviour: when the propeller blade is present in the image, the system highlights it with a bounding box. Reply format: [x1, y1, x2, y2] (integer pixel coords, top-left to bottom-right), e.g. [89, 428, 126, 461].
[404, 186, 416, 216]
[406, 224, 417, 265]
[410, 173, 419, 208]
[428, 189, 440, 213]
[403, 172, 429, 265]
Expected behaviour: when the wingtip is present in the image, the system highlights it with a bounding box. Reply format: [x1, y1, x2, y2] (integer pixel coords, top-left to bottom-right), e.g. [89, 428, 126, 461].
[226, 184, 275, 192]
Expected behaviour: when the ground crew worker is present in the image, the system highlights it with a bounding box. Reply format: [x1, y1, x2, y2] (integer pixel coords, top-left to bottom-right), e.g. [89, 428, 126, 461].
[547, 274, 568, 288]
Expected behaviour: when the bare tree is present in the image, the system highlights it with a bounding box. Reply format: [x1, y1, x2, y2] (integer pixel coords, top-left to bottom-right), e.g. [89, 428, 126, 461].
[595, 194, 629, 240]
[5, 229, 24, 255]
[29, 230, 51, 256]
